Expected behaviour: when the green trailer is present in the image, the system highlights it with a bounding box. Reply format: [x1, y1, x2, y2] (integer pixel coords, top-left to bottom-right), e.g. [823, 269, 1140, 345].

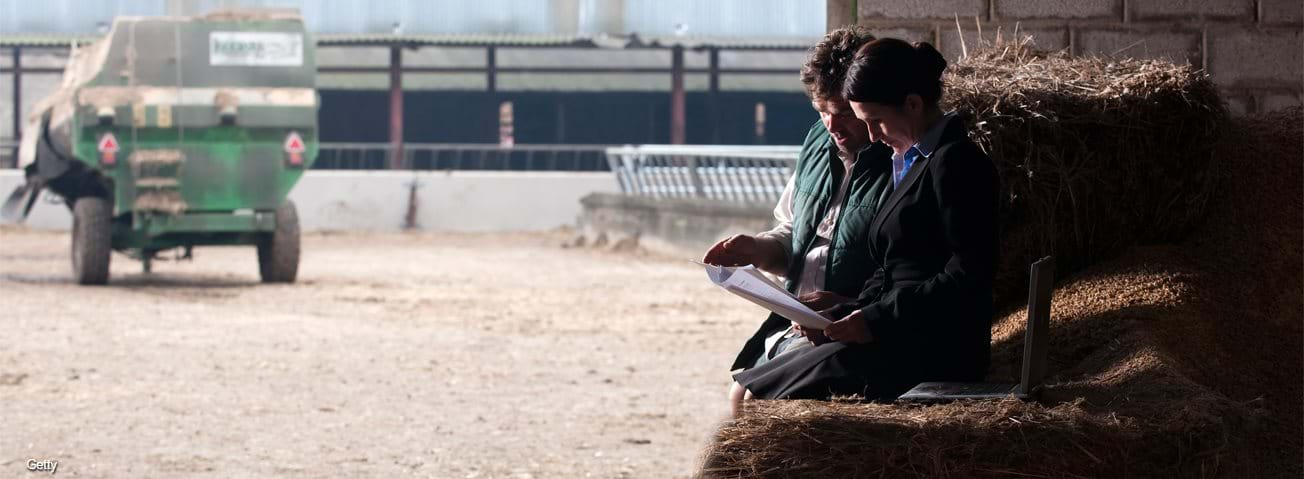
[2, 10, 317, 284]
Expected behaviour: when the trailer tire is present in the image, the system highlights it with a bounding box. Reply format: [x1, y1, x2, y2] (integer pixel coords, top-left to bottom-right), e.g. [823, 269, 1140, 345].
[71, 196, 112, 285]
[258, 201, 300, 283]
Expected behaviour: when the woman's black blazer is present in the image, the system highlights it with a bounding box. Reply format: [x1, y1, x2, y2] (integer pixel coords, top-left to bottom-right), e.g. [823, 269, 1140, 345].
[849, 116, 1000, 382]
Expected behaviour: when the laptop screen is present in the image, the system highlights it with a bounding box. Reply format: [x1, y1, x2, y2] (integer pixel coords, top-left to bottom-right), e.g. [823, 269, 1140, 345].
[1019, 256, 1054, 394]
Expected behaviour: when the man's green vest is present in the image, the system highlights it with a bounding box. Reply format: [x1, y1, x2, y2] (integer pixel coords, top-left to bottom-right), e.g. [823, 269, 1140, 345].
[731, 120, 893, 371]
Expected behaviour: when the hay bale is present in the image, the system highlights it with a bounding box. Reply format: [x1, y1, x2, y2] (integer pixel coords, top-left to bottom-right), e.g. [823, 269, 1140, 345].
[702, 395, 1251, 478]
[699, 40, 1300, 476]
[942, 39, 1228, 303]
[701, 249, 1264, 478]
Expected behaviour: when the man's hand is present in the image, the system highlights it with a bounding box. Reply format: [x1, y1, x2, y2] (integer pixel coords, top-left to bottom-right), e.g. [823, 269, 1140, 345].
[797, 290, 855, 311]
[702, 234, 761, 267]
[823, 309, 872, 344]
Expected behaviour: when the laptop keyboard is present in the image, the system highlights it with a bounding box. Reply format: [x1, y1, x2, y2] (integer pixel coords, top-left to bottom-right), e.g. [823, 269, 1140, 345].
[915, 382, 1018, 395]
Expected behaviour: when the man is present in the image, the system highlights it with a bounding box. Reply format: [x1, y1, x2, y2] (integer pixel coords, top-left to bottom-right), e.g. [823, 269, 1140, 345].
[700, 26, 894, 417]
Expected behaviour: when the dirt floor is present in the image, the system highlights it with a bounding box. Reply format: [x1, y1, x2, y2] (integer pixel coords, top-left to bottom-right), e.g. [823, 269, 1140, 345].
[0, 228, 760, 478]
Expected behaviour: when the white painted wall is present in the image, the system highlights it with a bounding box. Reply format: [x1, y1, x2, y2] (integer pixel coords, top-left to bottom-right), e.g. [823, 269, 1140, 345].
[0, 170, 619, 232]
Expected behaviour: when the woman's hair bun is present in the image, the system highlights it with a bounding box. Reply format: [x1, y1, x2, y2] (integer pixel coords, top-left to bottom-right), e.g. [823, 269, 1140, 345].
[911, 41, 948, 80]
[843, 37, 947, 107]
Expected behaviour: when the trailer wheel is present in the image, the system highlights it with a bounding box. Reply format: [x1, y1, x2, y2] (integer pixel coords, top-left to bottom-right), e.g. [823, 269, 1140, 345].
[71, 196, 112, 285]
[258, 201, 300, 283]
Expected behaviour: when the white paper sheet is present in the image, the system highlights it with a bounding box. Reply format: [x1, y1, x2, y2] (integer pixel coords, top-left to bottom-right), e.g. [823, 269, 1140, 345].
[695, 261, 832, 330]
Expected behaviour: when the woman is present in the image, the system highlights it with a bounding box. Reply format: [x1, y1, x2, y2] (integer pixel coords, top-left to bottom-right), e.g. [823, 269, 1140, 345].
[729, 38, 999, 414]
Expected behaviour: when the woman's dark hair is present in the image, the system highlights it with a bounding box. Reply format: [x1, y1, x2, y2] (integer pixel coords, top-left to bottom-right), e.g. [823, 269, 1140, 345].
[841, 38, 948, 108]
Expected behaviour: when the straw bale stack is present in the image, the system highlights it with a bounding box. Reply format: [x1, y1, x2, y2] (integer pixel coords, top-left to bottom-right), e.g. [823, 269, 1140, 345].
[698, 35, 1300, 477]
[943, 38, 1227, 303]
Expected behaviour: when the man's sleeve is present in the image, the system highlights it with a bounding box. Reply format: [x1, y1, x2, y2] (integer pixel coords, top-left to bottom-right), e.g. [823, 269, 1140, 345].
[754, 173, 796, 275]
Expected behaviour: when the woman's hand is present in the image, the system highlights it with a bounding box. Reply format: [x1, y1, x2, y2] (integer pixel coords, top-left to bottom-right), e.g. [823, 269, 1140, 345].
[792, 322, 831, 345]
[797, 290, 854, 311]
[824, 309, 873, 344]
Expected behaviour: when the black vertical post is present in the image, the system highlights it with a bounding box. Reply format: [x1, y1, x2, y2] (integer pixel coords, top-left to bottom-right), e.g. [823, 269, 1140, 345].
[669, 46, 685, 145]
[12, 46, 21, 145]
[708, 47, 720, 144]
[388, 46, 404, 170]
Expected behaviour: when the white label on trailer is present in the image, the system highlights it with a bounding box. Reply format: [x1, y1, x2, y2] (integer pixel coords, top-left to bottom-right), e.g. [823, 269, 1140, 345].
[210, 32, 304, 67]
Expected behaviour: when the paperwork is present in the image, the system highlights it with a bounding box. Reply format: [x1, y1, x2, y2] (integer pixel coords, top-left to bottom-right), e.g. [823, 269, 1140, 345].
[695, 261, 832, 330]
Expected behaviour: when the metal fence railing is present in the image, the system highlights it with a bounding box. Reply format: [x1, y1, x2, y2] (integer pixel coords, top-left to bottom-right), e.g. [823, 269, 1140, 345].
[0, 141, 613, 172]
[1, 141, 803, 207]
[316, 143, 613, 171]
[605, 144, 800, 204]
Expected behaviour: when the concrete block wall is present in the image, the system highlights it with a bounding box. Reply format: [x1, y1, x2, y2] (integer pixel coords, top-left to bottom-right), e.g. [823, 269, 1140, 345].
[827, 0, 1303, 115]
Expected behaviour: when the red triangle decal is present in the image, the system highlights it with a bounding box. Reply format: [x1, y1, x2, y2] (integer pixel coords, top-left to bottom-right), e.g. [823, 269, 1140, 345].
[98, 134, 119, 152]
[285, 133, 305, 153]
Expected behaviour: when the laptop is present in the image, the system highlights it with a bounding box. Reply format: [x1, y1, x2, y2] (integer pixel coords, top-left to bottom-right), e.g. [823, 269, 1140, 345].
[898, 256, 1054, 402]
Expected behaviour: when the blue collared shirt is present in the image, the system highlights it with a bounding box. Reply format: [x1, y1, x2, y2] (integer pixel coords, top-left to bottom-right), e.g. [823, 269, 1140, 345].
[892, 112, 956, 187]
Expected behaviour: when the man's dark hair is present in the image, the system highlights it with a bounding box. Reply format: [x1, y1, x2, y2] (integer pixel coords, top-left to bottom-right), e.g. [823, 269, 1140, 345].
[800, 26, 878, 101]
